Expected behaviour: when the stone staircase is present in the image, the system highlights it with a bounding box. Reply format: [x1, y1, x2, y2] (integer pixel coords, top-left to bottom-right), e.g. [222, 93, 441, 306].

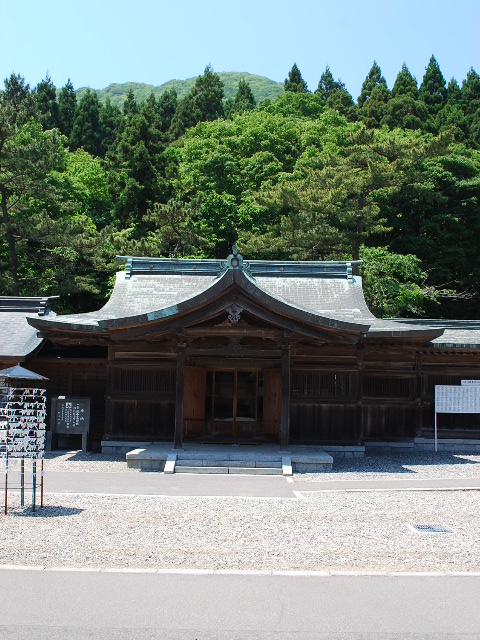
[125, 443, 333, 473]
[165, 451, 290, 475]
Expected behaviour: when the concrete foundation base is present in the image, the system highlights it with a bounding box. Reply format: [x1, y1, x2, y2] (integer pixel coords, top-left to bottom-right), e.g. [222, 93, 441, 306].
[121, 443, 334, 474]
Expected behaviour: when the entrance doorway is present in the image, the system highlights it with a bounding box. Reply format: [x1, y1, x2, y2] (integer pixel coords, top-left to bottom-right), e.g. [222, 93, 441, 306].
[205, 370, 262, 438]
[183, 366, 281, 442]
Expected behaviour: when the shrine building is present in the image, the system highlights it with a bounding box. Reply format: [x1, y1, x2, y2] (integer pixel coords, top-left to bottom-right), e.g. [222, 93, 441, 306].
[2, 251, 480, 454]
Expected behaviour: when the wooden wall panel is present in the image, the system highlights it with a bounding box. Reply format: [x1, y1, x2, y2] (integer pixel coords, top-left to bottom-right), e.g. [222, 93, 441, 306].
[263, 368, 281, 436]
[184, 366, 206, 436]
[111, 399, 175, 439]
[290, 403, 357, 442]
[362, 404, 417, 440]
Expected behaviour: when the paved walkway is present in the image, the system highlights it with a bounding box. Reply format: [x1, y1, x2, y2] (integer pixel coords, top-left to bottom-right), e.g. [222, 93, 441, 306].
[5, 468, 480, 498]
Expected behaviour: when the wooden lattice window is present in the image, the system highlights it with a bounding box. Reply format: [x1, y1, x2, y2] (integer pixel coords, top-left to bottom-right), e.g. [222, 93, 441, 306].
[113, 369, 176, 395]
[291, 373, 351, 398]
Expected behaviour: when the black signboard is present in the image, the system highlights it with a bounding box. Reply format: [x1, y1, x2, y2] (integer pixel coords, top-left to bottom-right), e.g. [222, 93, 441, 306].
[50, 397, 91, 452]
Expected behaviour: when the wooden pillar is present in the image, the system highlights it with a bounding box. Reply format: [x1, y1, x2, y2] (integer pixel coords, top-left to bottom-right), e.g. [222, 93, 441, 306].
[415, 352, 423, 437]
[356, 344, 364, 444]
[174, 345, 186, 450]
[104, 343, 115, 440]
[279, 345, 291, 451]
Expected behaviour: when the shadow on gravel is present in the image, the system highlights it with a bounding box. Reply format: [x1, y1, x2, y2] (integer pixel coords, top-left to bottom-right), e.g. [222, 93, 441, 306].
[11, 506, 84, 518]
[329, 451, 480, 475]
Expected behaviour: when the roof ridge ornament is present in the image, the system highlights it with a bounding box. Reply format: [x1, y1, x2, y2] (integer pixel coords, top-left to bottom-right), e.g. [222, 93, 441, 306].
[228, 245, 242, 269]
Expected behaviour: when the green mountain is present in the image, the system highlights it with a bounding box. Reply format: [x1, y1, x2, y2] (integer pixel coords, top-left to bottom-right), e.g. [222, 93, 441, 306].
[77, 72, 283, 109]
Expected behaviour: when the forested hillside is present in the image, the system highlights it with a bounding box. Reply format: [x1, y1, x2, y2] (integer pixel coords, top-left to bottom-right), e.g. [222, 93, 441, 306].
[1, 60, 480, 318]
[76, 72, 284, 108]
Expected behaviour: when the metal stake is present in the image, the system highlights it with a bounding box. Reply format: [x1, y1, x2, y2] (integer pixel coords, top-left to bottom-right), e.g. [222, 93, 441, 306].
[4, 455, 7, 515]
[41, 459, 44, 508]
[21, 459, 24, 506]
[32, 460, 36, 513]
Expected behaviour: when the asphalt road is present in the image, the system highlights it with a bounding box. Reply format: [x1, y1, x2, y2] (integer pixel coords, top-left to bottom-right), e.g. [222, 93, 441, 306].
[0, 570, 479, 639]
[4, 468, 480, 499]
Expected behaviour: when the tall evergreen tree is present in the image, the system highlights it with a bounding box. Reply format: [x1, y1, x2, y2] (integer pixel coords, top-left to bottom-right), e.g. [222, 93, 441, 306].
[316, 66, 345, 102]
[418, 55, 447, 117]
[230, 78, 256, 114]
[99, 97, 123, 157]
[391, 64, 418, 99]
[384, 64, 430, 131]
[108, 99, 168, 228]
[0, 74, 65, 295]
[325, 89, 357, 120]
[357, 61, 387, 107]
[359, 83, 390, 128]
[446, 78, 462, 104]
[155, 88, 177, 133]
[123, 89, 138, 116]
[284, 63, 308, 93]
[34, 73, 59, 130]
[461, 68, 480, 146]
[58, 79, 77, 139]
[70, 89, 102, 156]
[169, 65, 224, 139]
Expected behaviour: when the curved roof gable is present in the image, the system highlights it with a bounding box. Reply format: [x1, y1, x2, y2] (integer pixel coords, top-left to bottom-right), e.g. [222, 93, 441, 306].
[28, 252, 444, 341]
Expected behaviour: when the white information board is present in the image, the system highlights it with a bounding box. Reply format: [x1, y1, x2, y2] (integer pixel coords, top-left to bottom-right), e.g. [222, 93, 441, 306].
[435, 385, 480, 414]
[434, 384, 480, 452]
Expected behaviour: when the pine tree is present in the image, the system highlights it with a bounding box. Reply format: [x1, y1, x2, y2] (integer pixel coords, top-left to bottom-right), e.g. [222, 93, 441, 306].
[357, 61, 387, 107]
[58, 79, 77, 138]
[2, 73, 35, 124]
[418, 55, 447, 117]
[70, 89, 102, 156]
[391, 64, 418, 99]
[34, 73, 59, 130]
[284, 63, 308, 93]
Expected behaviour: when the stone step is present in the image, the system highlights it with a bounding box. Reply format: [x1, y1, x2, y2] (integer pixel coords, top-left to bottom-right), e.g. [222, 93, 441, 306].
[175, 459, 282, 469]
[174, 466, 283, 475]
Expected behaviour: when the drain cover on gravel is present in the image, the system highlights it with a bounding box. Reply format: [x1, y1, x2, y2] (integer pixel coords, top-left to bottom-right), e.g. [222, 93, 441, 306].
[408, 524, 452, 534]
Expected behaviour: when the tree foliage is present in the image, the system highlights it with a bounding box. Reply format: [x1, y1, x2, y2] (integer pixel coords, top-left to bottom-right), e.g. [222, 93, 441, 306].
[3, 57, 480, 318]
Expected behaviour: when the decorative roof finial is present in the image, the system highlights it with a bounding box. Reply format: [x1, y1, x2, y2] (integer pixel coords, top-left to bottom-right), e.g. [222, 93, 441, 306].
[227, 246, 243, 269]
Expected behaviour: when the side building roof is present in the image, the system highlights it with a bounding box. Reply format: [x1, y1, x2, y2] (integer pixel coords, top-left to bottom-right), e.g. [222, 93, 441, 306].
[0, 297, 57, 361]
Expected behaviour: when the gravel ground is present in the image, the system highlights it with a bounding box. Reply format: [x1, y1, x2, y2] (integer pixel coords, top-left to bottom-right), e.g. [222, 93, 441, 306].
[1, 490, 479, 572]
[297, 451, 480, 481]
[1, 450, 480, 573]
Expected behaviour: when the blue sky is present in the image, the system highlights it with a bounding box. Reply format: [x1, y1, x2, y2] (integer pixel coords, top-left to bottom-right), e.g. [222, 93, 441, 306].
[2, 0, 479, 99]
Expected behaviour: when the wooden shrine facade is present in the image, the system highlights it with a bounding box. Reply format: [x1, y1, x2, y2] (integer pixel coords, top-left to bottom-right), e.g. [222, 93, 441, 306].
[11, 252, 480, 450]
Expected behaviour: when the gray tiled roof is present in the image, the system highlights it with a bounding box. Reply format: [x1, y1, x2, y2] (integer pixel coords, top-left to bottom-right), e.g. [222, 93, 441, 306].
[0, 311, 49, 359]
[394, 320, 480, 348]
[27, 256, 445, 340]
[0, 297, 57, 360]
